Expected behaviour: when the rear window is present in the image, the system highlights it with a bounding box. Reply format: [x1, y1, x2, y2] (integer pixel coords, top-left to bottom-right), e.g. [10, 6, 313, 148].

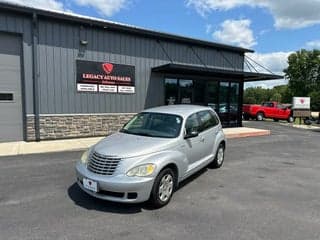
[197, 110, 219, 132]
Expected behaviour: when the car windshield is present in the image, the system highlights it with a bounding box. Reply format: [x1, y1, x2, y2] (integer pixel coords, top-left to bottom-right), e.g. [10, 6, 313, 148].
[120, 112, 183, 138]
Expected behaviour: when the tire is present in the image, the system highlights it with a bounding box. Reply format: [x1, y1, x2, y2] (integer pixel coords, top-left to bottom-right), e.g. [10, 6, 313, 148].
[273, 118, 279, 122]
[256, 112, 264, 121]
[210, 143, 225, 169]
[149, 168, 175, 208]
[287, 116, 294, 123]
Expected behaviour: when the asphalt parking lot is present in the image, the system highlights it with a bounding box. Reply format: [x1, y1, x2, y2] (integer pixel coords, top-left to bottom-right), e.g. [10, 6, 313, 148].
[0, 122, 319, 240]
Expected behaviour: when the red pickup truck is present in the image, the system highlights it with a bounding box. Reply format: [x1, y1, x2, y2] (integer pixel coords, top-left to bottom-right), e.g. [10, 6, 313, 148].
[243, 101, 294, 122]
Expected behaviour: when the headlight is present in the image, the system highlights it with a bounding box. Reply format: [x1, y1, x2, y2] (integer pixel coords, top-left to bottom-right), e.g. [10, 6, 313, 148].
[80, 150, 89, 164]
[127, 164, 156, 177]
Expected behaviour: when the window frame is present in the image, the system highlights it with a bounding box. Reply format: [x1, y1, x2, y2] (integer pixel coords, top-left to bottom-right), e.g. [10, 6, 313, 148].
[185, 113, 201, 135]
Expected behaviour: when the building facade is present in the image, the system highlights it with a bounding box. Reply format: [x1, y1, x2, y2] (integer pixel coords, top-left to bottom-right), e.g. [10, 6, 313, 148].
[0, 3, 280, 142]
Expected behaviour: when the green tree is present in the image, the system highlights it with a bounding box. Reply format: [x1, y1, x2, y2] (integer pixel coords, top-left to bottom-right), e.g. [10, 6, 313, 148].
[273, 85, 292, 103]
[284, 49, 320, 96]
[284, 49, 320, 110]
[308, 91, 320, 111]
[270, 92, 282, 102]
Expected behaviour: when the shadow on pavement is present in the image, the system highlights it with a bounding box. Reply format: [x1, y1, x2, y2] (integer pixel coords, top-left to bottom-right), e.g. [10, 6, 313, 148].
[68, 167, 210, 213]
[67, 183, 144, 214]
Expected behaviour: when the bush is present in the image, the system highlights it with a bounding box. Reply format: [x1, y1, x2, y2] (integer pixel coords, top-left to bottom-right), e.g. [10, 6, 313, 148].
[308, 91, 320, 111]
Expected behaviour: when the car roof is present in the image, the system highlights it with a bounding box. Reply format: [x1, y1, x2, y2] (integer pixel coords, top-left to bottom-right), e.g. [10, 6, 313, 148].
[142, 105, 213, 118]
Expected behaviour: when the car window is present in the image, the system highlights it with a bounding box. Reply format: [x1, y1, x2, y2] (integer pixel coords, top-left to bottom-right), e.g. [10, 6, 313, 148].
[185, 113, 200, 135]
[121, 112, 182, 138]
[197, 110, 218, 132]
[262, 102, 273, 107]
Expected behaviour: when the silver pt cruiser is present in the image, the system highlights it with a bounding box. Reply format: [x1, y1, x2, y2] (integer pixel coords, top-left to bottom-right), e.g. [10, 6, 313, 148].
[76, 105, 226, 208]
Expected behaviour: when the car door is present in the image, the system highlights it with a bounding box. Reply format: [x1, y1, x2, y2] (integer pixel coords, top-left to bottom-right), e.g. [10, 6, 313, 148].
[277, 104, 288, 119]
[263, 102, 274, 117]
[197, 110, 219, 158]
[183, 113, 207, 165]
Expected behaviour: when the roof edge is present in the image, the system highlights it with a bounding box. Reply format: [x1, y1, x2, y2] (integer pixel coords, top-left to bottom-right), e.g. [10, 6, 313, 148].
[0, 2, 254, 53]
[152, 63, 283, 82]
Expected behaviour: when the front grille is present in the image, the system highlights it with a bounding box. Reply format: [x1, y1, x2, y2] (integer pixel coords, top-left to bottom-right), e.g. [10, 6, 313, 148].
[87, 151, 121, 175]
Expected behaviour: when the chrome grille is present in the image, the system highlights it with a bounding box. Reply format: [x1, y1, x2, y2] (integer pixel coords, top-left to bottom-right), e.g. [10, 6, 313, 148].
[87, 151, 121, 175]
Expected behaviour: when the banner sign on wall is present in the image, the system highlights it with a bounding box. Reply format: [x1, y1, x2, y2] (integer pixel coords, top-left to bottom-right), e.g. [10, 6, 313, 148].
[76, 60, 135, 94]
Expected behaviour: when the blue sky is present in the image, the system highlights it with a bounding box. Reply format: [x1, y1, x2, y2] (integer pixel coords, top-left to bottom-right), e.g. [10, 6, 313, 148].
[5, 0, 320, 88]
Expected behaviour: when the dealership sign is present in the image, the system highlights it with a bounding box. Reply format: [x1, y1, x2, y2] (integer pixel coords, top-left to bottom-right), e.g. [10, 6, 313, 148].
[292, 97, 310, 109]
[76, 60, 135, 93]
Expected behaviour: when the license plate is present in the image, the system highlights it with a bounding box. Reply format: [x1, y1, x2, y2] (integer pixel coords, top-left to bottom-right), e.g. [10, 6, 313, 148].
[83, 178, 98, 192]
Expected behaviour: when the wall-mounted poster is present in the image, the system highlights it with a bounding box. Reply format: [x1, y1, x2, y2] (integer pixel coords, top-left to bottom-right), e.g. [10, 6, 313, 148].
[76, 60, 135, 94]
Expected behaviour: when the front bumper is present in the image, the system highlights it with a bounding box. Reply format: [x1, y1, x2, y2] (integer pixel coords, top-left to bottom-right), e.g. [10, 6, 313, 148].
[75, 162, 154, 203]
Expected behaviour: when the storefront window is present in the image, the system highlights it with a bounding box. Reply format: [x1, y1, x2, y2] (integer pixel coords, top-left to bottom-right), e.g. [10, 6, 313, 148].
[229, 82, 239, 125]
[165, 78, 178, 105]
[207, 81, 218, 112]
[219, 82, 230, 126]
[164, 78, 241, 128]
[179, 80, 193, 104]
[194, 80, 205, 104]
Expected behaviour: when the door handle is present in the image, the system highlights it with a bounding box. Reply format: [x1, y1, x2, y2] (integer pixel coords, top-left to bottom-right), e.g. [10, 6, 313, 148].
[200, 137, 205, 142]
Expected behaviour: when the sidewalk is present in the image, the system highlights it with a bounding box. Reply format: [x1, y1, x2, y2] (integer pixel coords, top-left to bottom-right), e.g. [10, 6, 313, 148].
[0, 127, 270, 157]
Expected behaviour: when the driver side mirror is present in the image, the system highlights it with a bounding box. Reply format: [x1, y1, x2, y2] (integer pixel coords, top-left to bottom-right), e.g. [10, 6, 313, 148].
[184, 129, 199, 139]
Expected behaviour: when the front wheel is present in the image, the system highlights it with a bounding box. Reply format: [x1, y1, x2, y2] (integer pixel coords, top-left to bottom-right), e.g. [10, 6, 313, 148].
[149, 168, 175, 208]
[210, 143, 225, 169]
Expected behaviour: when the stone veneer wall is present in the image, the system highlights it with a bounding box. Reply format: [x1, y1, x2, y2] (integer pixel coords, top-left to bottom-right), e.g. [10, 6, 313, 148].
[26, 113, 136, 141]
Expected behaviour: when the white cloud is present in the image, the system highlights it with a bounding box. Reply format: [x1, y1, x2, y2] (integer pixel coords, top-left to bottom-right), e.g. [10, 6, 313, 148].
[2, 0, 129, 16]
[306, 40, 320, 49]
[205, 24, 212, 34]
[2, 0, 64, 11]
[73, 0, 128, 17]
[213, 19, 256, 48]
[186, 0, 320, 29]
[244, 51, 292, 88]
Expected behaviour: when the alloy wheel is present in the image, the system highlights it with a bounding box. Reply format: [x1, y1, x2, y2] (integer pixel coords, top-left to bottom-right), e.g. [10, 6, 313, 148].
[158, 173, 173, 202]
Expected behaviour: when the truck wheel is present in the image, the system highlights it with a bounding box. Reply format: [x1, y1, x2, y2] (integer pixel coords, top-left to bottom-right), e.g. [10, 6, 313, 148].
[287, 116, 294, 123]
[256, 112, 264, 121]
[149, 168, 175, 208]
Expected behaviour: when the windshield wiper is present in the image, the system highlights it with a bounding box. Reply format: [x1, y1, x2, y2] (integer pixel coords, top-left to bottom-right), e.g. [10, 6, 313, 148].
[120, 129, 153, 137]
[135, 132, 154, 137]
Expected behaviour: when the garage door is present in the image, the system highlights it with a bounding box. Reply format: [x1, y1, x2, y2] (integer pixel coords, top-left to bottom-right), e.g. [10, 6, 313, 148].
[0, 33, 23, 142]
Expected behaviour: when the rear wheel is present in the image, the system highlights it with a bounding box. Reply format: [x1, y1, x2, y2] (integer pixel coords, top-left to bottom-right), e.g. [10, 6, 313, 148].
[149, 168, 175, 208]
[256, 112, 264, 121]
[287, 116, 294, 123]
[210, 143, 225, 169]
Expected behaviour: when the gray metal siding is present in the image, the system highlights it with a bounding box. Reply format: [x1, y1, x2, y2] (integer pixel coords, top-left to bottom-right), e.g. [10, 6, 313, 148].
[0, 12, 244, 115]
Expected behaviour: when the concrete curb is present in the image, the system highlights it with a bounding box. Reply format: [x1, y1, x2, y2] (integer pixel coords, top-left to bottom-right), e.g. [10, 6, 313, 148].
[0, 127, 270, 157]
[223, 127, 270, 139]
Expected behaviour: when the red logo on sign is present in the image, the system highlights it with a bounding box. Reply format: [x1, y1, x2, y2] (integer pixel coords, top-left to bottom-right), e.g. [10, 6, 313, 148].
[300, 99, 305, 104]
[102, 63, 114, 74]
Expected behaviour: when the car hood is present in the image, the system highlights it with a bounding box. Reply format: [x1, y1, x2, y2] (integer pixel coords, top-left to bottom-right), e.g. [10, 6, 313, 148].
[93, 132, 178, 158]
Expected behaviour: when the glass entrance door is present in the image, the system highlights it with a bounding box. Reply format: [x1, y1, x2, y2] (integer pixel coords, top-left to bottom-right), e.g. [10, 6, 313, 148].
[164, 78, 241, 127]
